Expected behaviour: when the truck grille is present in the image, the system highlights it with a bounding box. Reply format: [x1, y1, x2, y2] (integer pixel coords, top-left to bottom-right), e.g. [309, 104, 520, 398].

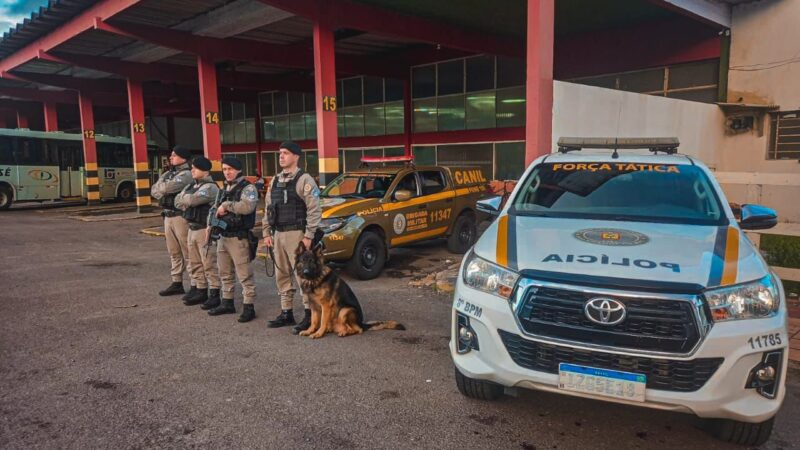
[499, 330, 723, 392]
[516, 286, 701, 353]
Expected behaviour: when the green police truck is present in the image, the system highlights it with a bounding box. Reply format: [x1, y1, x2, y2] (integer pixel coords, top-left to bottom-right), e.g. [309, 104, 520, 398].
[0, 129, 160, 209]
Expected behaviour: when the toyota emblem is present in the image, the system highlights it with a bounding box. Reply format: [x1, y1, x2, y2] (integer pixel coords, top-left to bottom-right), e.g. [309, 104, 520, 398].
[584, 297, 626, 326]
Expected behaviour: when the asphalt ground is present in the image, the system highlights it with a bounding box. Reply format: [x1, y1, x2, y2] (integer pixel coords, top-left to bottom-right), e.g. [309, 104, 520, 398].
[0, 205, 798, 449]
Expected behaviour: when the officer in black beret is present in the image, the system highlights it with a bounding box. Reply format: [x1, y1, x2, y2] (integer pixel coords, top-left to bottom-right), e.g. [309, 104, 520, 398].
[151, 145, 194, 297]
[174, 156, 221, 308]
[206, 156, 260, 322]
[263, 141, 322, 333]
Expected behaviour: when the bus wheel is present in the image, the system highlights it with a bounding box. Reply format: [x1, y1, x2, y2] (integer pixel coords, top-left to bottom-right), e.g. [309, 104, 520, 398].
[117, 182, 134, 202]
[0, 185, 12, 210]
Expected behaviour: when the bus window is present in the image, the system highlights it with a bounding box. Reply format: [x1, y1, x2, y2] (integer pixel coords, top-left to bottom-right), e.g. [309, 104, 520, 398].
[14, 139, 46, 166]
[0, 136, 14, 164]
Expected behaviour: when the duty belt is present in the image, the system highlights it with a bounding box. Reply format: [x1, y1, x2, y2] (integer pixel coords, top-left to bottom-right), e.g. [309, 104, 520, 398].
[274, 223, 305, 232]
[221, 230, 250, 239]
[162, 209, 181, 218]
[188, 223, 205, 231]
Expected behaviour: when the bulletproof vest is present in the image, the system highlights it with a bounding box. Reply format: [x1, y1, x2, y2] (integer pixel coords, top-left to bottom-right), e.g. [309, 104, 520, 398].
[182, 182, 215, 227]
[270, 169, 308, 228]
[219, 179, 256, 233]
[158, 167, 187, 211]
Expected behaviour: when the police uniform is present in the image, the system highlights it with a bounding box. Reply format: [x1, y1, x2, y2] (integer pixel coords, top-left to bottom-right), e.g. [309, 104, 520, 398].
[263, 142, 322, 332]
[150, 150, 193, 296]
[174, 159, 221, 308]
[207, 164, 259, 321]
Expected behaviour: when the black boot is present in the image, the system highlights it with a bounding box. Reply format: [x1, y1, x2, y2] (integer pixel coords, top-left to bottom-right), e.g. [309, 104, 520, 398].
[291, 309, 312, 335]
[184, 287, 208, 306]
[181, 286, 197, 302]
[201, 289, 221, 310]
[208, 298, 236, 316]
[267, 310, 295, 328]
[159, 282, 184, 296]
[238, 304, 256, 323]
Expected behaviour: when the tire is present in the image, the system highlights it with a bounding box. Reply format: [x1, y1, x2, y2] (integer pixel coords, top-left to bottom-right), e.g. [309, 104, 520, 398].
[117, 182, 134, 202]
[447, 212, 477, 254]
[706, 417, 774, 447]
[346, 231, 386, 280]
[0, 185, 13, 210]
[454, 367, 503, 401]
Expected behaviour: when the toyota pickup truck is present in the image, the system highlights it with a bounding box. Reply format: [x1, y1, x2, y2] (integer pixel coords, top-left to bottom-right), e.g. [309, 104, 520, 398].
[319, 157, 489, 279]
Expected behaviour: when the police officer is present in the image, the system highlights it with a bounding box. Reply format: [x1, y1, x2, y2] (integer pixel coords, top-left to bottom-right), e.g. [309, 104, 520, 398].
[207, 156, 259, 322]
[263, 141, 321, 334]
[151, 145, 193, 297]
[174, 156, 221, 309]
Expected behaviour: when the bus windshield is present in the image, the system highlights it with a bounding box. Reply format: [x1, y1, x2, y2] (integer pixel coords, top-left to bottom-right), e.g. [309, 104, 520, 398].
[511, 162, 727, 226]
[321, 174, 397, 199]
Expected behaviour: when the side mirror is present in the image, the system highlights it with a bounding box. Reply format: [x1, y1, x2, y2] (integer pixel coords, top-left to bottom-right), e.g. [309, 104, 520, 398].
[476, 196, 503, 217]
[739, 204, 778, 230]
[393, 189, 412, 202]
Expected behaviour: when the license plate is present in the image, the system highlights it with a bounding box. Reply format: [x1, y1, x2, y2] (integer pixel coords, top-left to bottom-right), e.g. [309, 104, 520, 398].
[558, 363, 646, 403]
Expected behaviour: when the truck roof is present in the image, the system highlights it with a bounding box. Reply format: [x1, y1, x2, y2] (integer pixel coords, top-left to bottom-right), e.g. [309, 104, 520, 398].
[343, 165, 482, 176]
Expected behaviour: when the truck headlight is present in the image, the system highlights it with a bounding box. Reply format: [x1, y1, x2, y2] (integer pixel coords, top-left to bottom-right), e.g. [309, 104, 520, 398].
[462, 251, 519, 300]
[704, 275, 780, 322]
[319, 215, 352, 233]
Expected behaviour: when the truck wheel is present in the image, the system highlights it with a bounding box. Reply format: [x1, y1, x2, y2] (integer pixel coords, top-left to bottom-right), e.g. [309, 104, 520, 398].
[447, 213, 477, 254]
[117, 182, 135, 202]
[454, 367, 503, 401]
[0, 185, 13, 210]
[347, 231, 386, 280]
[706, 417, 774, 446]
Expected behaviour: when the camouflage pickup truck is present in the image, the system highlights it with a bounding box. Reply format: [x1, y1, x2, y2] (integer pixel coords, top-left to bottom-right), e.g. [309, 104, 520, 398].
[318, 162, 489, 279]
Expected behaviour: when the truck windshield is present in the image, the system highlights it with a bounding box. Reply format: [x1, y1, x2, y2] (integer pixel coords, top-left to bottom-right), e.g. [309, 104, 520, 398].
[511, 162, 727, 225]
[321, 174, 397, 199]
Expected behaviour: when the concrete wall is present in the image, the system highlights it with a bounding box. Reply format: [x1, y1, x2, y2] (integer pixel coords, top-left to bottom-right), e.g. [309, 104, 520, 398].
[552, 10, 800, 225]
[717, 0, 800, 222]
[552, 80, 725, 164]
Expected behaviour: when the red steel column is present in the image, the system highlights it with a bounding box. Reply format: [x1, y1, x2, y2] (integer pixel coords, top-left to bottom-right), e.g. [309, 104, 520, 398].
[525, 0, 555, 163]
[313, 17, 339, 186]
[16, 111, 29, 129]
[78, 92, 100, 204]
[403, 79, 412, 157]
[43, 101, 58, 131]
[127, 78, 152, 212]
[197, 54, 222, 182]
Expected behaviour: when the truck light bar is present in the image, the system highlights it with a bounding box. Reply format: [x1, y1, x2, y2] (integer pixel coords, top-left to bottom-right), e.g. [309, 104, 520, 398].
[360, 155, 414, 164]
[557, 137, 680, 155]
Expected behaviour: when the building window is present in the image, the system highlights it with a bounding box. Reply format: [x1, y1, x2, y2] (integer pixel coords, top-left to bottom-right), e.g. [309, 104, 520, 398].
[260, 79, 403, 142]
[411, 141, 526, 180]
[412, 55, 525, 133]
[768, 111, 800, 160]
[220, 101, 257, 145]
[570, 59, 720, 104]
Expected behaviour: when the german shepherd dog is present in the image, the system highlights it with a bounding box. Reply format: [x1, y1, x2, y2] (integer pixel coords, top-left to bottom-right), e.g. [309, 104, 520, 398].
[294, 242, 405, 339]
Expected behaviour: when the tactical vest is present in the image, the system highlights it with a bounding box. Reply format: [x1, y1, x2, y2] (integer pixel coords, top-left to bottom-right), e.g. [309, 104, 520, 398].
[158, 166, 187, 212]
[182, 182, 215, 227]
[270, 169, 307, 231]
[219, 179, 256, 234]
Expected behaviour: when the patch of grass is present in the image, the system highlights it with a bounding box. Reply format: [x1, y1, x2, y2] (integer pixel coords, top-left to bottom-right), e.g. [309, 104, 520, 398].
[760, 234, 800, 269]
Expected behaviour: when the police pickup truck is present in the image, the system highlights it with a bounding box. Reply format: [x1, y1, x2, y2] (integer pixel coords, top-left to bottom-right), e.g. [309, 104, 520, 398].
[319, 156, 488, 279]
[451, 138, 788, 446]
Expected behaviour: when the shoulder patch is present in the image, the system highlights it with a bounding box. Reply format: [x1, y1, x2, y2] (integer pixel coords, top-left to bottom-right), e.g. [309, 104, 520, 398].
[304, 183, 312, 193]
[311, 187, 320, 197]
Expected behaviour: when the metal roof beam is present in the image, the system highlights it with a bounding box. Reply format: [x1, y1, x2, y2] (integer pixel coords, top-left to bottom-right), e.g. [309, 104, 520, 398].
[38, 51, 313, 92]
[257, 0, 524, 58]
[96, 19, 313, 68]
[0, 0, 142, 73]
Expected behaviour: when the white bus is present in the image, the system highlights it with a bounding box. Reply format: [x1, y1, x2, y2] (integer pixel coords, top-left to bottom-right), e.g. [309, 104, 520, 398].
[0, 129, 160, 209]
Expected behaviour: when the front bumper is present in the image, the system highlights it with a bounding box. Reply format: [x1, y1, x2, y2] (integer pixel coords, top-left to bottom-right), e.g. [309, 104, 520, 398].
[450, 279, 788, 423]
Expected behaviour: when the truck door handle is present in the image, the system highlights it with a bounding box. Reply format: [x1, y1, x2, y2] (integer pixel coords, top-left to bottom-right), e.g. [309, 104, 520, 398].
[417, 204, 427, 210]
[444, 198, 453, 203]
